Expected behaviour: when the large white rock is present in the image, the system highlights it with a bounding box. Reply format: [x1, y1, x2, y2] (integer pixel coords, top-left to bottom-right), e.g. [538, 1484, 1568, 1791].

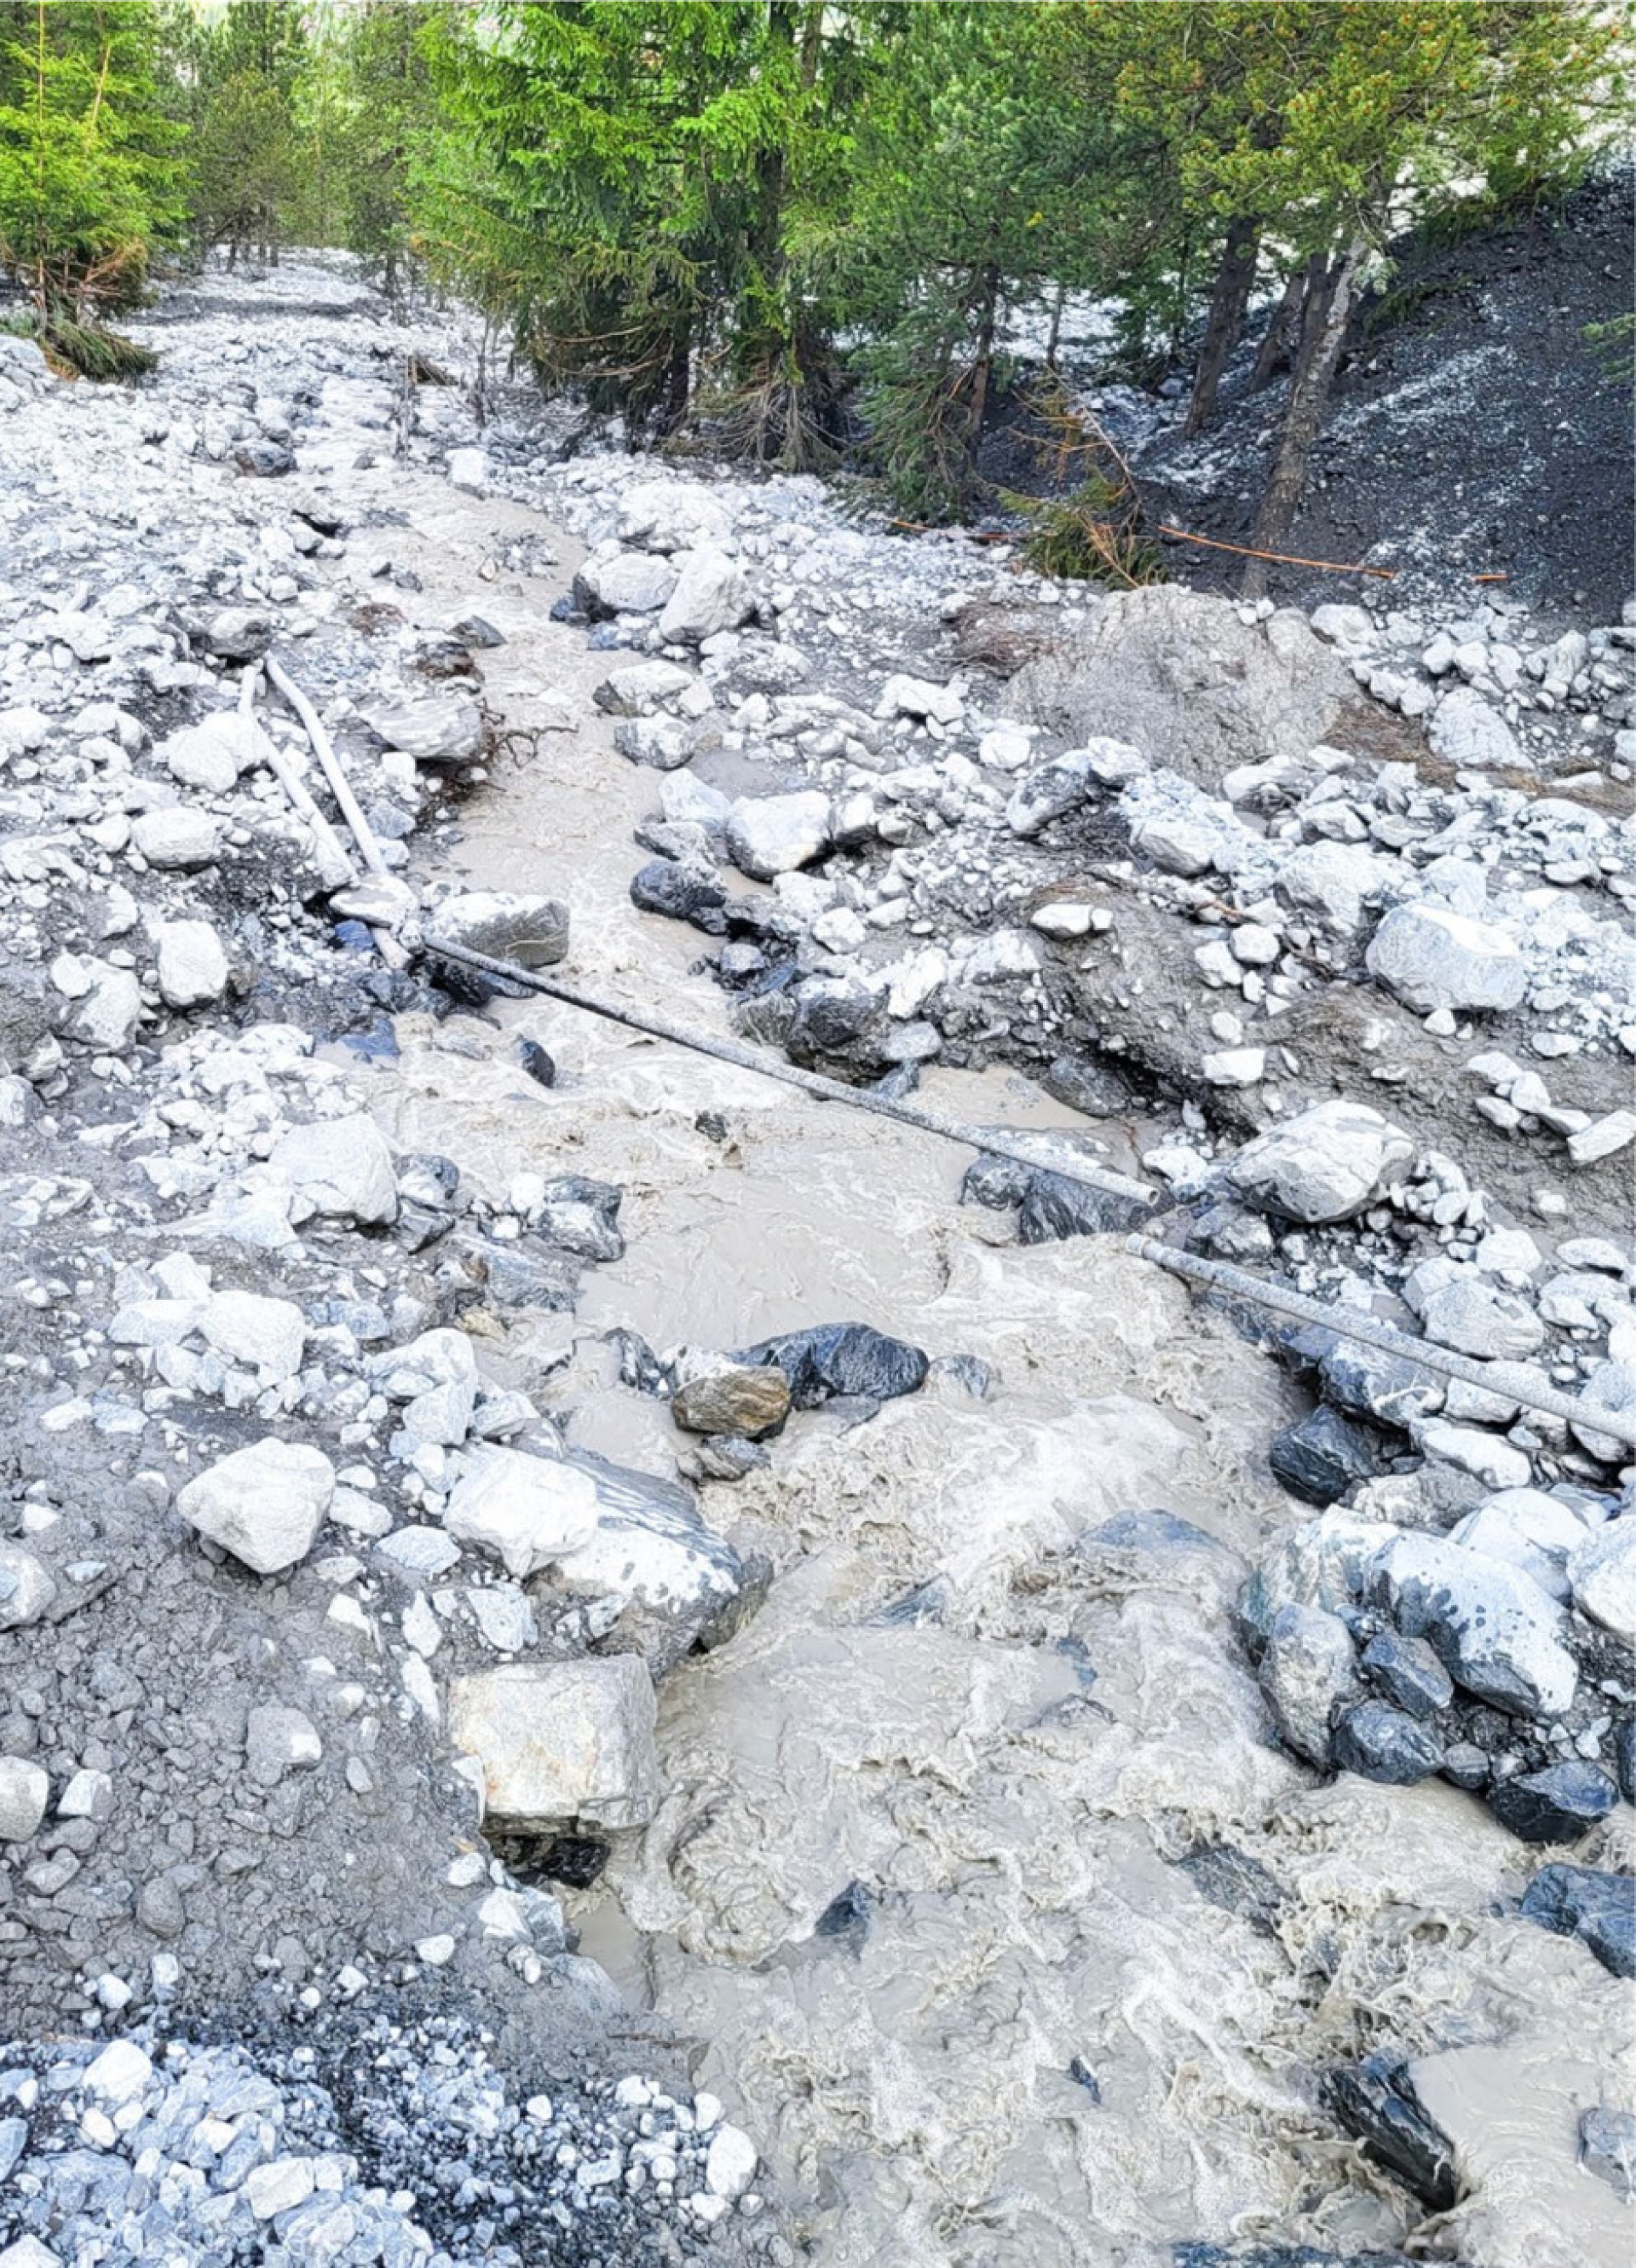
[448, 1656, 660, 1830]
[199, 1288, 307, 1381]
[1276, 841, 1391, 937]
[1225, 1099, 1414, 1224]
[875, 672, 964, 726]
[1428, 685, 1525, 770]
[446, 447, 489, 494]
[1448, 1489, 1591, 1602]
[176, 1440, 335, 1574]
[617, 479, 730, 554]
[130, 809, 219, 869]
[574, 551, 677, 617]
[0, 1756, 49, 1842]
[160, 714, 257, 794]
[1368, 1530, 1578, 1717]
[52, 954, 141, 1050]
[363, 691, 485, 768]
[1365, 902, 1526, 1015]
[370, 1325, 478, 1446]
[269, 1113, 397, 1224]
[1418, 1277, 1546, 1362]
[658, 545, 753, 643]
[156, 919, 229, 1010]
[0, 1542, 55, 1630]
[1568, 1518, 1636, 1642]
[443, 1446, 601, 1578]
[725, 790, 832, 881]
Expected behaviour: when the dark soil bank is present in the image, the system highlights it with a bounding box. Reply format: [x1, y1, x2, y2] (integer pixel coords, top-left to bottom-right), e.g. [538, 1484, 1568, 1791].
[1131, 169, 1633, 620]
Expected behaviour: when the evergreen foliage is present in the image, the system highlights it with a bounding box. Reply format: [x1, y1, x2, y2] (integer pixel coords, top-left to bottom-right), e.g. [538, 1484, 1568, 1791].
[0, 0, 1622, 504]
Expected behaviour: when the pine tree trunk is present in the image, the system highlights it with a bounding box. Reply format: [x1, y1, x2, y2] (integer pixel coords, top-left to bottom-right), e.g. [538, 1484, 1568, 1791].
[1250, 252, 1320, 391]
[1241, 240, 1363, 600]
[1184, 215, 1259, 438]
[1045, 280, 1067, 372]
[966, 259, 1003, 453]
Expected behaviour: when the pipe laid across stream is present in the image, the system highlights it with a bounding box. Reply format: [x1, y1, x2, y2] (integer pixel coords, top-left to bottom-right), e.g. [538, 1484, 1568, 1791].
[418, 930, 1636, 1453]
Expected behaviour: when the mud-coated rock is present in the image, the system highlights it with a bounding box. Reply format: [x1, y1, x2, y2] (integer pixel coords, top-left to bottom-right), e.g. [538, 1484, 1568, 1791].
[734, 1322, 929, 1408]
[1487, 1761, 1617, 1844]
[424, 891, 569, 1001]
[1519, 1862, 1635, 1978]
[1011, 585, 1356, 788]
[671, 1367, 792, 1440]
[176, 1440, 335, 1574]
[1580, 2106, 1636, 2201]
[448, 1657, 660, 1830]
[1259, 1601, 1357, 1766]
[363, 691, 485, 768]
[1225, 1099, 1414, 1224]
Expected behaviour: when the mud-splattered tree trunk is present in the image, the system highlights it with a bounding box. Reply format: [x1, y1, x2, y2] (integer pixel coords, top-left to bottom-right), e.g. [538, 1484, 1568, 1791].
[1241, 239, 1364, 598]
[1184, 214, 1259, 437]
[1250, 251, 1323, 391]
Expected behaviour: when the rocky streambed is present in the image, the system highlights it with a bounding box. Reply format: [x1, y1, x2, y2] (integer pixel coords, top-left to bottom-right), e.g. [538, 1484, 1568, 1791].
[0, 255, 1630, 2268]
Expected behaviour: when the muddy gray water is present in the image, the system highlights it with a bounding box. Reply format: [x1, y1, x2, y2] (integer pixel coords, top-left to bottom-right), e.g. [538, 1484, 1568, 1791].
[336, 465, 1627, 2268]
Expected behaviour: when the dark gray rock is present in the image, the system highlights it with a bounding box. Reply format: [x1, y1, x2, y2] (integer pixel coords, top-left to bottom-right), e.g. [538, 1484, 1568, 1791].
[1440, 1742, 1490, 1790]
[786, 977, 887, 1071]
[1320, 1342, 1444, 1428]
[733, 1323, 929, 1409]
[1331, 1702, 1443, 1786]
[529, 1175, 624, 1263]
[1270, 1406, 1387, 1507]
[1487, 1761, 1618, 1844]
[1360, 1630, 1454, 1721]
[1323, 2056, 1457, 2212]
[1174, 2249, 1414, 2268]
[1518, 1862, 1635, 1977]
[1174, 1843, 1287, 1936]
[233, 438, 295, 476]
[1042, 1054, 1134, 1119]
[1017, 1168, 1152, 1243]
[629, 858, 728, 932]
[1615, 1717, 1635, 1803]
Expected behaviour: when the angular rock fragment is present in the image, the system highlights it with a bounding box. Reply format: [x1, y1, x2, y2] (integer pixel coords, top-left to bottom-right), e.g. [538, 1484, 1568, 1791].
[176, 1440, 334, 1574]
[448, 1657, 660, 1830]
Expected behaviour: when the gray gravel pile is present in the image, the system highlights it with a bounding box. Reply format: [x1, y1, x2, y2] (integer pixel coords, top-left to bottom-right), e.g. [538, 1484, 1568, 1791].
[0, 2013, 769, 2265]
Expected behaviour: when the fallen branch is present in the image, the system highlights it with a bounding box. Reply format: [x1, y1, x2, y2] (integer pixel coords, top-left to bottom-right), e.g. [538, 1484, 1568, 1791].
[239, 668, 355, 891]
[262, 655, 409, 972]
[263, 655, 390, 879]
[1157, 525, 1396, 580]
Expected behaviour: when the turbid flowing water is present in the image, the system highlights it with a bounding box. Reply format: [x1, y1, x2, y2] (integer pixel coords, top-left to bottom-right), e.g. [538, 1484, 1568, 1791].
[349, 455, 1629, 2268]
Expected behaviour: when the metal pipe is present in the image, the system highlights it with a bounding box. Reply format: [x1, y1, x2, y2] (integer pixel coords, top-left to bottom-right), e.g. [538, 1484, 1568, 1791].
[1126, 1235, 1635, 1451]
[418, 932, 1157, 1209]
[416, 932, 1635, 1454]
